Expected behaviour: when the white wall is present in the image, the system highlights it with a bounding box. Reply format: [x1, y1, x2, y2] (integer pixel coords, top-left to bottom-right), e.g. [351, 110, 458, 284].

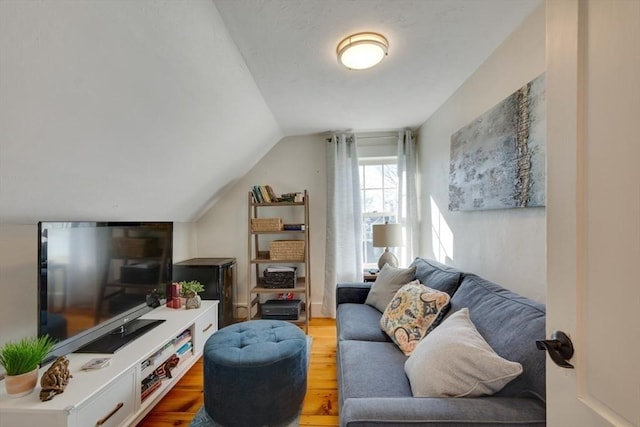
[418, 4, 546, 302]
[195, 135, 327, 318]
[0, 0, 282, 224]
[0, 225, 39, 344]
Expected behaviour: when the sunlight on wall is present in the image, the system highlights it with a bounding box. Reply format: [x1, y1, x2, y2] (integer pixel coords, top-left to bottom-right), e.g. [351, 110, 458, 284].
[430, 197, 454, 263]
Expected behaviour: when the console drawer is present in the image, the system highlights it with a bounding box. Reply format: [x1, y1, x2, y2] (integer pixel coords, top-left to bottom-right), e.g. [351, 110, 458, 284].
[192, 305, 218, 355]
[75, 368, 135, 427]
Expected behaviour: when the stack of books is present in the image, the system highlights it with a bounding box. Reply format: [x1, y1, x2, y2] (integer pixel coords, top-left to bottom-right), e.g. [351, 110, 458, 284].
[251, 185, 278, 203]
[141, 373, 161, 401]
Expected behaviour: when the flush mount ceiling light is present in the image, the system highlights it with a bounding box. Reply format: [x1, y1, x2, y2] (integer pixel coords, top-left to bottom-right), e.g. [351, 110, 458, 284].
[337, 32, 388, 70]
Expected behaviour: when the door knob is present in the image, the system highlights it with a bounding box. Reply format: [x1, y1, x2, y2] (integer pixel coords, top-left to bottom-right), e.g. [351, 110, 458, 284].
[536, 330, 574, 369]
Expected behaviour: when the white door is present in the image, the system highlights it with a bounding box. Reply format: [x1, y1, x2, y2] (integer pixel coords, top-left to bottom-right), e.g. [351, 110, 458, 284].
[546, 1, 640, 426]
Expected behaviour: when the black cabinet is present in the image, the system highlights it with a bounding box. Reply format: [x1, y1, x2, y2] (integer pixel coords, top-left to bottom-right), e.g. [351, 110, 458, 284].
[172, 258, 236, 327]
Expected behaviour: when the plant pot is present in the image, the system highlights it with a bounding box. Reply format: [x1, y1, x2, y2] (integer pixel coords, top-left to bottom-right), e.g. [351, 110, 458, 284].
[4, 367, 39, 398]
[185, 292, 201, 309]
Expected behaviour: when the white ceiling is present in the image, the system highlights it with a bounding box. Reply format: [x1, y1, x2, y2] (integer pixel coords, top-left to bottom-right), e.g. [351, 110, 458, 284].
[213, 0, 541, 135]
[0, 0, 540, 224]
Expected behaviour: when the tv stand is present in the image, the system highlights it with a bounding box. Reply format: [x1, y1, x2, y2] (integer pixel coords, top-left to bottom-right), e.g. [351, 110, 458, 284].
[0, 301, 218, 427]
[76, 318, 165, 354]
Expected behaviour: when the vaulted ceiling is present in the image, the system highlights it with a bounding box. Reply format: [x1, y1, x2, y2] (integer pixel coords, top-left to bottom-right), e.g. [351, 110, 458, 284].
[0, 0, 540, 224]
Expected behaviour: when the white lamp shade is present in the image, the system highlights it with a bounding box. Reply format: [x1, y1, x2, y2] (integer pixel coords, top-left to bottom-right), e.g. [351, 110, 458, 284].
[372, 223, 403, 248]
[337, 32, 388, 70]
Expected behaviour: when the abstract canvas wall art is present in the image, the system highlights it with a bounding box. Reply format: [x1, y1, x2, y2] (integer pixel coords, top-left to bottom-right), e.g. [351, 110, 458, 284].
[449, 73, 546, 211]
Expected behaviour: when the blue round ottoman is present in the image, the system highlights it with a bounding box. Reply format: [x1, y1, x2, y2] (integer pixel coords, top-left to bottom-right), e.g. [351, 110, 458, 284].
[203, 320, 307, 427]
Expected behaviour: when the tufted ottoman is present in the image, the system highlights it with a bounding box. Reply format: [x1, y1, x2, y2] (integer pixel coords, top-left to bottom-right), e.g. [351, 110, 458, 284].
[202, 319, 308, 427]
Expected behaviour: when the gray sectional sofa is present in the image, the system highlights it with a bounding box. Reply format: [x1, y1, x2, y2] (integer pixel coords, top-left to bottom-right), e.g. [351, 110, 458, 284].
[336, 257, 546, 427]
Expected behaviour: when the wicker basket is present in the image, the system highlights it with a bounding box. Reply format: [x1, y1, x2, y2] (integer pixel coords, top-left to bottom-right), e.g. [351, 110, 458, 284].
[251, 218, 283, 232]
[263, 267, 297, 288]
[269, 240, 305, 261]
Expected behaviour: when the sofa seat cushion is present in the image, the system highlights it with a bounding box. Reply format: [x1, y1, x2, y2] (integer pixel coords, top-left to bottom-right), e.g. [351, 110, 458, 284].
[380, 281, 451, 355]
[410, 257, 464, 297]
[450, 274, 546, 401]
[337, 303, 390, 342]
[405, 308, 523, 397]
[338, 340, 412, 404]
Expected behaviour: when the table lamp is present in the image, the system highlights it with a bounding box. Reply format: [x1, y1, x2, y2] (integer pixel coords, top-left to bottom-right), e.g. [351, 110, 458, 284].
[372, 222, 403, 270]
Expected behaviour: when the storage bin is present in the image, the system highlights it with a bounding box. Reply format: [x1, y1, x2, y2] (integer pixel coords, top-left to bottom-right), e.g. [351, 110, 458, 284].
[251, 218, 283, 232]
[263, 267, 297, 288]
[269, 240, 305, 261]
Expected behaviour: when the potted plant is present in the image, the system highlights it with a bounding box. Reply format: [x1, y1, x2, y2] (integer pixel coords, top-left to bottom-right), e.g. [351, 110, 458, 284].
[0, 335, 55, 397]
[179, 280, 204, 309]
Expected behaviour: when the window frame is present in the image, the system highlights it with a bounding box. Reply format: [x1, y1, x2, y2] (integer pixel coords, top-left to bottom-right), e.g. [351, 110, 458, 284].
[359, 156, 398, 269]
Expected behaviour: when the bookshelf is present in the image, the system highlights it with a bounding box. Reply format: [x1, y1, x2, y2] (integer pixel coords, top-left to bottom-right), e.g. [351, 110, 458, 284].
[247, 189, 310, 332]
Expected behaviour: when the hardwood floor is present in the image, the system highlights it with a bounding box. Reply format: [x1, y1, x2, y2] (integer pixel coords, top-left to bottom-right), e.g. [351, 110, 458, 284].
[136, 318, 339, 427]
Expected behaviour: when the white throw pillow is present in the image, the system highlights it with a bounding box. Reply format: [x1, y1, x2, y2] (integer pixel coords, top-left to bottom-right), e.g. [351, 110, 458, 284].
[404, 308, 523, 397]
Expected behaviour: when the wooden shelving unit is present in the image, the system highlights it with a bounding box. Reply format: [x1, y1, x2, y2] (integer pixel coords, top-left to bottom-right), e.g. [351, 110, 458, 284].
[247, 190, 310, 332]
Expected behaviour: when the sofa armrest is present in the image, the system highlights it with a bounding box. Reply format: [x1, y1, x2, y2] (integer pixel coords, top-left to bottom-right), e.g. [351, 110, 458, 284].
[341, 396, 545, 427]
[336, 282, 373, 306]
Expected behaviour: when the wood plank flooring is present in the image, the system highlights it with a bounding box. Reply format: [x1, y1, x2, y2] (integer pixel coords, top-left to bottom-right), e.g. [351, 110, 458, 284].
[136, 318, 339, 427]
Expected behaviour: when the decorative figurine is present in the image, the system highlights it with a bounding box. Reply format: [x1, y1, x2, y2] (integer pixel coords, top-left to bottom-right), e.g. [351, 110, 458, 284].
[39, 356, 72, 401]
[153, 354, 180, 379]
[146, 289, 161, 308]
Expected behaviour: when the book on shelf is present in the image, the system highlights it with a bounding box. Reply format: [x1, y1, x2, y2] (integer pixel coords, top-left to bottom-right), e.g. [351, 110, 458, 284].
[141, 373, 161, 401]
[259, 185, 271, 203]
[141, 378, 162, 401]
[252, 185, 263, 203]
[176, 341, 193, 356]
[283, 223, 305, 231]
[266, 185, 278, 202]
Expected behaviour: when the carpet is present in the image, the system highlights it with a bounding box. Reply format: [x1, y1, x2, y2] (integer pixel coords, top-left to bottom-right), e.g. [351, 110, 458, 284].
[190, 335, 313, 427]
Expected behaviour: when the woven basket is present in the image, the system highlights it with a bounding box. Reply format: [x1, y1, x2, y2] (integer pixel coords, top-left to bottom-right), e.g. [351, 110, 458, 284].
[269, 240, 305, 261]
[251, 218, 283, 232]
[263, 268, 297, 288]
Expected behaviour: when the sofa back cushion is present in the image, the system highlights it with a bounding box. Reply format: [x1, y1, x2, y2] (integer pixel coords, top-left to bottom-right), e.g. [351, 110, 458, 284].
[450, 274, 546, 401]
[409, 257, 463, 297]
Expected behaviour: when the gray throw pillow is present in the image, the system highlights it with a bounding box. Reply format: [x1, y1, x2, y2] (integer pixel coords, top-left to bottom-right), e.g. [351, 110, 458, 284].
[404, 308, 523, 397]
[365, 264, 417, 312]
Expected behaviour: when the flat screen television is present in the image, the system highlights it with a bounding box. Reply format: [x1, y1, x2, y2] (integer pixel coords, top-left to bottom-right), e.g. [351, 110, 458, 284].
[38, 221, 173, 358]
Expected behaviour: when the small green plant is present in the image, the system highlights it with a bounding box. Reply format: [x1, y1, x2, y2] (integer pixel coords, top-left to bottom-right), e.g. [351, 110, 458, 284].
[178, 280, 204, 296]
[0, 335, 55, 376]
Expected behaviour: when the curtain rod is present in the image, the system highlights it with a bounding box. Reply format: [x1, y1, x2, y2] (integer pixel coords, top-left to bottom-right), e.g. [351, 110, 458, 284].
[325, 131, 415, 142]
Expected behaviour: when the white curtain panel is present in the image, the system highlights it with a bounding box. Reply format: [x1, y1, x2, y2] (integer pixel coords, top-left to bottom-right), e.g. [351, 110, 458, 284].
[397, 130, 419, 265]
[323, 134, 362, 317]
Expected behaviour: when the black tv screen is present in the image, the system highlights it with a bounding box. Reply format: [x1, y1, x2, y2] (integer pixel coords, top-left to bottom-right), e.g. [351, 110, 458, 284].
[38, 221, 173, 357]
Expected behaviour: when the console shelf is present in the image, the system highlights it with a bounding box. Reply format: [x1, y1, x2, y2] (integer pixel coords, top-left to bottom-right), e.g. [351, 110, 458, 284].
[0, 301, 218, 427]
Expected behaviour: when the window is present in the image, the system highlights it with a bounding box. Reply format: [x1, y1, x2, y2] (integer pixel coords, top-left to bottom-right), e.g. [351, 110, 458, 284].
[360, 159, 398, 268]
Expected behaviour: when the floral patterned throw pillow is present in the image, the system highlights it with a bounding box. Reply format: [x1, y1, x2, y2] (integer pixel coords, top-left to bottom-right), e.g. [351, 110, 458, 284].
[380, 281, 451, 355]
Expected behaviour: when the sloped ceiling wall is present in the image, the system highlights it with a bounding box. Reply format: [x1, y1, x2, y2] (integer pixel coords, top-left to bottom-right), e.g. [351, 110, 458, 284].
[0, 0, 282, 223]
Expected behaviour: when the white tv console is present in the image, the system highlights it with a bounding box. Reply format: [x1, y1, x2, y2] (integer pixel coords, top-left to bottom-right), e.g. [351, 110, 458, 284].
[0, 301, 218, 427]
